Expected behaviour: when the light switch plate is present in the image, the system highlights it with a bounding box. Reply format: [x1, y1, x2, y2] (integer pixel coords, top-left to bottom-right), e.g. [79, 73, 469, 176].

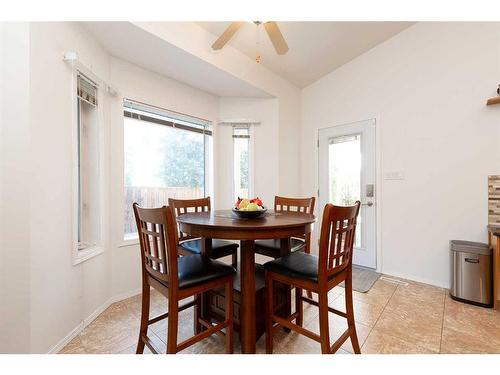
[384, 171, 405, 180]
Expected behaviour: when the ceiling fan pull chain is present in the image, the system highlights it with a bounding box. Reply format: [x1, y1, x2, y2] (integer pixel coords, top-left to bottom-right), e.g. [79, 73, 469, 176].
[255, 22, 262, 63]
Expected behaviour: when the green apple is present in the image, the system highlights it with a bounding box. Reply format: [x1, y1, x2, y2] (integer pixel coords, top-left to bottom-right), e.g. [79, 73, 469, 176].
[247, 202, 259, 211]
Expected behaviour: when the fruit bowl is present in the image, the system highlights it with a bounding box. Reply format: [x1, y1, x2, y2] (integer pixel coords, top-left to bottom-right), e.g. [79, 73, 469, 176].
[231, 207, 267, 219]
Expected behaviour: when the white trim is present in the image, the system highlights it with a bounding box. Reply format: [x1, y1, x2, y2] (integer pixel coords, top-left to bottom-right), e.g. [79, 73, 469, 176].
[48, 321, 84, 354]
[63, 52, 116, 96]
[382, 270, 449, 290]
[71, 67, 107, 266]
[317, 118, 377, 269]
[72, 245, 104, 266]
[374, 115, 383, 275]
[118, 239, 140, 248]
[49, 287, 142, 354]
[231, 125, 254, 200]
[48, 298, 109, 354]
[111, 287, 143, 304]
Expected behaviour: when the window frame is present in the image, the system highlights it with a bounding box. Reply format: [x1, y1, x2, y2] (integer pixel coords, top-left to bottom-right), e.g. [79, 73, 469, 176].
[121, 100, 213, 243]
[231, 125, 254, 202]
[71, 69, 105, 265]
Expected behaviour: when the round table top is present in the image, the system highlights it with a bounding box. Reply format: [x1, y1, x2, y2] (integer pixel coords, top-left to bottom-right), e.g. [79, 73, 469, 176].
[176, 209, 316, 240]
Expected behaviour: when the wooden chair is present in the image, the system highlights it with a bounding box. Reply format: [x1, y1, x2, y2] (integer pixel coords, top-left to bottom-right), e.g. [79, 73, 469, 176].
[169, 197, 238, 268]
[133, 203, 235, 354]
[254, 196, 315, 259]
[255, 196, 315, 299]
[264, 201, 361, 354]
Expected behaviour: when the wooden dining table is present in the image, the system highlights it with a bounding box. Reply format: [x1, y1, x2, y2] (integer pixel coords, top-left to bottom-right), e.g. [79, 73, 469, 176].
[176, 209, 316, 354]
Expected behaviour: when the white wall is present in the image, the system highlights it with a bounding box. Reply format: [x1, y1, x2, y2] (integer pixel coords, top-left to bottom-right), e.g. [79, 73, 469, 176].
[28, 22, 112, 353]
[301, 22, 500, 288]
[133, 22, 302, 197]
[2, 21, 292, 352]
[108, 57, 220, 298]
[0, 22, 31, 353]
[217, 97, 280, 209]
[13, 20, 499, 352]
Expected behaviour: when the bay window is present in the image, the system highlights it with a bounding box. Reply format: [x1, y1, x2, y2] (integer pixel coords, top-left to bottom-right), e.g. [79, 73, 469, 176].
[123, 100, 212, 240]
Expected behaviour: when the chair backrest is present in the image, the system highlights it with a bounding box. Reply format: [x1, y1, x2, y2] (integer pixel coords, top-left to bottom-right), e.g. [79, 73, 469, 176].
[168, 197, 211, 242]
[133, 203, 179, 287]
[274, 195, 315, 214]
[317, 201, 361, 281]
[274, 196, 315, 245]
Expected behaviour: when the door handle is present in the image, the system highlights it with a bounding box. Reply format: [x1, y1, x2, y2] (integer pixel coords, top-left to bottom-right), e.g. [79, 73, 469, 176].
[361, 201, 374, 207]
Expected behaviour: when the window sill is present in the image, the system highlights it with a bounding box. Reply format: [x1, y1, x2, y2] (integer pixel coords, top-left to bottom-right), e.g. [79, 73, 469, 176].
[118, 237, 139, 248]
[73, 245, 104, 266]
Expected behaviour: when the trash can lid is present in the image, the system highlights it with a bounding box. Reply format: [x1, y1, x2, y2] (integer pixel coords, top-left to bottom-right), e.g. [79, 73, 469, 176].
[450, 240, 491, 255]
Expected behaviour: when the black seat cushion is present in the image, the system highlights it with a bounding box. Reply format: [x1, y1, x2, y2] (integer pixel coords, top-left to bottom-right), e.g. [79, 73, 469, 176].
[254, 238, 305, 253]
[263, 251, 319, 282]
[177, 255, 235, 289]
[179, 239, 238, 256]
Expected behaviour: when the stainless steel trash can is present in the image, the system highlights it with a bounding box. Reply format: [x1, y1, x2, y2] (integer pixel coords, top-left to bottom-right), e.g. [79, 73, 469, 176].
[450, 240, 492, 307]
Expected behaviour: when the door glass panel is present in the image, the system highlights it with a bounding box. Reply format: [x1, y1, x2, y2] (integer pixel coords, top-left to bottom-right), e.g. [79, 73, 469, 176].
[328, 133, 362, 247]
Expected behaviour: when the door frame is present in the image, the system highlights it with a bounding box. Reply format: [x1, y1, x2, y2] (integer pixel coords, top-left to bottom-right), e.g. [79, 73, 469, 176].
[316, 117, 382, 273]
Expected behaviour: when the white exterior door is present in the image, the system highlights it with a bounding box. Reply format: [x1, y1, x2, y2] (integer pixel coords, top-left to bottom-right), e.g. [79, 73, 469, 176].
[318, 119, 377, 269]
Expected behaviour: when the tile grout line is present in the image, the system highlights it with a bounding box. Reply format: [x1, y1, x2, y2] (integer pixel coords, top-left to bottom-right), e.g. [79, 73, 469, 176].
[360, 282, 399, 350]
[438, 290, 447, 354]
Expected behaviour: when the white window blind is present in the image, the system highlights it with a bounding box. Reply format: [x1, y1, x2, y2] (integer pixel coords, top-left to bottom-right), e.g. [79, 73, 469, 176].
[123, 99, 212, 136]
[77, 73, 98, 106]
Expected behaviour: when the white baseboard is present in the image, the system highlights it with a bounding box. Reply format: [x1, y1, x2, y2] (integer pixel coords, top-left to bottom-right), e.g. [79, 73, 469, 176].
[382, 269, 449, 290]
[48, 321, 85, 354]
[110, 287, 142, 304]
[48, 287, 142, 354]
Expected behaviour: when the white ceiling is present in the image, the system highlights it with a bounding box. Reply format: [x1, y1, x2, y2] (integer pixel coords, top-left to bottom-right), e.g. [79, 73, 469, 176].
[197, 22, 414, 87]
[82, 22, 271, 98]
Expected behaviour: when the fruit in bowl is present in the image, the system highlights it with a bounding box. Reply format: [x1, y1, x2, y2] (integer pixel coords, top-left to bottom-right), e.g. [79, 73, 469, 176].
[233, 197, 267, 218]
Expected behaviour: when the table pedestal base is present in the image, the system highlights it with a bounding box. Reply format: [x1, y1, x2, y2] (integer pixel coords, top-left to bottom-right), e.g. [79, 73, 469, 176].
[200, 264, 289, 345]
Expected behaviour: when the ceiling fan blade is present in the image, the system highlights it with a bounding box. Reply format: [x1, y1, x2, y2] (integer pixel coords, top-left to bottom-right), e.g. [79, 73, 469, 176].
[211, 22, 243, 50]
[264, 21, 289, 55]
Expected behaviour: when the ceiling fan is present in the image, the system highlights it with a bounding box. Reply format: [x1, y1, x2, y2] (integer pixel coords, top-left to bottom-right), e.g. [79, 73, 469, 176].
[211, 21, 289, 55]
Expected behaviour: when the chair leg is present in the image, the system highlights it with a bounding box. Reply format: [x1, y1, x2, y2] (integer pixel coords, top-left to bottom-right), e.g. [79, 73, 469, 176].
[136, 282, 150, 354]
[304, 237, 313, 299]
[295, 287, 303, 327]
[318, 290, 331, 354]
[166, 297, 179, 354]
[345, 271, 361, 354]
[194, 294, 202, 335]
[231, 250, 238, 269]
[225, 280, 234, 354]
[265, 274, 274, 354]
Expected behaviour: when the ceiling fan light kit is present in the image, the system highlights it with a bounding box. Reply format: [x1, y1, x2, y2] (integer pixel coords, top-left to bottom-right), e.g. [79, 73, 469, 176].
[211, 21, 289, 60]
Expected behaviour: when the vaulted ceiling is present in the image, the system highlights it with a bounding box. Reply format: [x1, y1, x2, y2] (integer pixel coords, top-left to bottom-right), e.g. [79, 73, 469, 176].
[197, 22, 414, 87]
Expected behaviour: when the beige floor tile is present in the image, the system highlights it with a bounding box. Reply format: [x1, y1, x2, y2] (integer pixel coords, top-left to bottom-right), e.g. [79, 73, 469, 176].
[362, 328, 438, 354]
[118, 331, 166, 354]
[305, 313, 371, 353]
[329, 294, 385, 328]
[374, 302, 443, 352]
[392, 280, 445, 307]
[58, 336, 86, 354]
[263, 327, 351, 354]
[385, 292, 444, 319]
[78, 307, 139, 353]
[441, 294, 500, 353]
[60, 275, 500, 355]
[352, 279, 397, 307]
